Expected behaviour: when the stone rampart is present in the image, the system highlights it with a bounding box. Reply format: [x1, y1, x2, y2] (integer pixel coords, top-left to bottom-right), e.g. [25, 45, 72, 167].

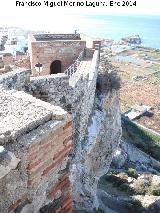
[0, 49, 103, 212]
[28, 73, 71, 108]
[0, 71, 73, 212]
[28, 50, 99, 149]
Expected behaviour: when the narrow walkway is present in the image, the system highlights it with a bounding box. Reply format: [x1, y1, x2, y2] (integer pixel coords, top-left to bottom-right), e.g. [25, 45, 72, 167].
[69, 59, 92, 87]
[76, 59, 92, 75]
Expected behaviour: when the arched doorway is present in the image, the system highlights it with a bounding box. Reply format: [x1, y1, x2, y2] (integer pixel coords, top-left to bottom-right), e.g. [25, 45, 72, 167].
[50, 60, 61, 74]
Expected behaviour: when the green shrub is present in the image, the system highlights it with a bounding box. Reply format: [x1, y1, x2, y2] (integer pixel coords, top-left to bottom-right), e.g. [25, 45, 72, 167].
[97, 69, 121, 93]
[108, 71, 121, 91]
[127, 168, 138, 179]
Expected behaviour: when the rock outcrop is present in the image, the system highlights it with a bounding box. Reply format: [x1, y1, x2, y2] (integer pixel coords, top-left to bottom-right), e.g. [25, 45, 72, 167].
[121, 35, 142, 45]
[70, 52, 122, 211]
[71, 89, 121, 211]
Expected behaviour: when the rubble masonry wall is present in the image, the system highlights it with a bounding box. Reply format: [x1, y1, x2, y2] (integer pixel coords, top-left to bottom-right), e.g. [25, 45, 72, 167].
[0, 50, 99, 212]
[0, 70, 73, 212]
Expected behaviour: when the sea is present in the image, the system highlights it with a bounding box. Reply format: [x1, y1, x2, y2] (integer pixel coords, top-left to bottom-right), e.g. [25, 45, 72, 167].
[75, 14, 160, 49]
[1, 14, 160, 52]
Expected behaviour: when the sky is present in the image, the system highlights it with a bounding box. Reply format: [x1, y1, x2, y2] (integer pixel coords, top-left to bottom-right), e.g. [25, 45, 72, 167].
[0, 0, 160, 30]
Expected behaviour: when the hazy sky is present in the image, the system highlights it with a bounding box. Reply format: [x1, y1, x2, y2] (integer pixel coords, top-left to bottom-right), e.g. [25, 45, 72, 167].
[0, 0, 160, 30]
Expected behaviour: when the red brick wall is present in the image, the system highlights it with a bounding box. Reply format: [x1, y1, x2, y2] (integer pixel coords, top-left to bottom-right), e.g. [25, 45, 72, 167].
[27, 119, 72, 212]
[7, 119, 73, 213]
[3, 54, 14, 66]
[30, 40, 86, 76]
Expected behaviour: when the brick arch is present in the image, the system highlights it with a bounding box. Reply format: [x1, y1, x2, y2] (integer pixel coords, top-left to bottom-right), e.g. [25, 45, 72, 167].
[50, 60, 62, 74]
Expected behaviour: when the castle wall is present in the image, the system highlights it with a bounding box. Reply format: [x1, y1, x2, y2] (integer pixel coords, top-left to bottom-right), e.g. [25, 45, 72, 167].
[69, 50, 99, 146]
[0, 49, 104, 212]
[0, 74, 73, 213]
[30, 40, 86, 76]
[28, 73, 71, 107]
[0, 119, 72, 213]
[0, 68, 31, 90]
[28, 50, 99, 149]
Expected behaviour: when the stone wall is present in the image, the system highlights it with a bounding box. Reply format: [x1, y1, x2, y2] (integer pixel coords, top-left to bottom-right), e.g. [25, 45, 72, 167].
[28, 50, 99, 151]
[29, 40, 86, 76]
[0, 48, 122, 212]
[0, 119, 73, 213]
[0, 68, 31, 90]
[71, 90, 122, 211]
[0, 71, 73, 213]
[28, 73, 71, 108]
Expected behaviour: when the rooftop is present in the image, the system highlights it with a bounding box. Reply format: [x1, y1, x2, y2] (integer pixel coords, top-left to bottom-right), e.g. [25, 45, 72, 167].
[33, 33, 81, 41]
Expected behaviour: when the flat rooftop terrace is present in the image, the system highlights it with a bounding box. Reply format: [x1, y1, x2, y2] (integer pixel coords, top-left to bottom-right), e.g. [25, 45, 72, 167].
[33, 33, 81, 41]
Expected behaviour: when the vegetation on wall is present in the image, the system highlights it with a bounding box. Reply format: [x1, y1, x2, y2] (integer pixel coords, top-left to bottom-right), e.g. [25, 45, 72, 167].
[98, 53, 121, 93]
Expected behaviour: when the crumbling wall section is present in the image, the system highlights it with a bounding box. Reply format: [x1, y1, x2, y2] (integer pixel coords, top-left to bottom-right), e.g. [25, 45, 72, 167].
[0, 73, 73, 213]
[28, 73, 72, 108]
[0, 118, 73, 213]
